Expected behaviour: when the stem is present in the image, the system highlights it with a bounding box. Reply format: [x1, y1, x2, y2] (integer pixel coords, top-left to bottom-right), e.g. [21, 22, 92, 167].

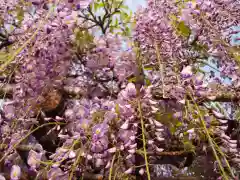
[0, 122, 65, 163]
[137, 98, 151, 180]
[109, 153, 116, 180]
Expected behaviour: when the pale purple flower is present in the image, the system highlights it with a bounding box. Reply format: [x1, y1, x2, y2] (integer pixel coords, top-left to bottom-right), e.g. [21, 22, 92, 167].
[101, 100, 115, 111]
[120, 120, 130, 130]
[173, 111, 183, 119]
[92, 123, 108, 139]
[125, 83, 137, 97]
[68, 151, 76, 159]
[10, 165, 21, 180]
[94, 158, 105, 168]
[27, 150, 42, 170]
[47, 167, 64, 180]
[75, 106, 89, 119]
[77, 0, 93, 9]
[64, 109, 75, 121]
[124, 167, 133, 174]
[103, 111, 117, 123]
[0, 174, 6, 180]
[118, 129, 135, 144]
[3, 104, 15, 121]
[79, 118, 91, 130]
[91, 135, 109, 153]
[181, 66, 193, 78]
[194, 73, 204, 85]
[117, 102, 135, 118]
[180, 8, 193, 24]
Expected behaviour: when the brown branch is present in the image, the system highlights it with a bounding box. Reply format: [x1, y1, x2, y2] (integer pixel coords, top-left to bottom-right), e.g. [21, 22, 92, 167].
[82, 172, 103, 180]
[1, 81, 240, 104]
[78, 0, 123, 34]
[151, 87, 240, 103]
[147, 150, 188, 156]
[0, 82, 14, 98]
[0, 82, 88, 98]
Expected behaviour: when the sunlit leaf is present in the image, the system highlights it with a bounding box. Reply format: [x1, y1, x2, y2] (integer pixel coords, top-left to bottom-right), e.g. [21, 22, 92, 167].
[176, 21, 191, 37]
[145, 78, 151, 86]
[128, 76, 136, 83]
[144, 66, 154, 70]
[183, 141, 195, 152]
[120, 4, 130, 10]
[235, 109, 240, 121]
[16, 6, 24, 24]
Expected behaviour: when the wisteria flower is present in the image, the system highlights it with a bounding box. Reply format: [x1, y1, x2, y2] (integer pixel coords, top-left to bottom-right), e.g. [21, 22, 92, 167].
[92, 123, 108, 140]
[91, 135, 109, 153]
[118, 129, 135, 144]
[181, 65, 193, 78]
[120, 83, 137, 99]
[75, 105, 90, 119]
[79, 118, 91, 130]
[64, 108, 75, 121]
[3, 103, 15, 121]
[77, 0, 93, 9]
[10, 165, 21, 180]
[103, 111, 117, 123]
[27, 150, 43, 170]
[0, 174, 6, 180]
[47, 167, 64, 180]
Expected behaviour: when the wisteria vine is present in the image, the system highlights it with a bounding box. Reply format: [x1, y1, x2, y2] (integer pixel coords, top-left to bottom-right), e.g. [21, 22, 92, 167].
[0, 0, 239, 180]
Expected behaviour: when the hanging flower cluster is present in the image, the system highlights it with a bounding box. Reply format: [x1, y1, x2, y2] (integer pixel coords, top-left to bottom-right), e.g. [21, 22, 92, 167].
[0, 0, 240, 179]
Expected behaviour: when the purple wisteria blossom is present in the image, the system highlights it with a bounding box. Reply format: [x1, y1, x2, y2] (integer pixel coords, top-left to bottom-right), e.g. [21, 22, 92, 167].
[0, 0, 240, 179]
[92, 123, 109, 140]
[10, 165, 21, 180]
[91, 135, 109, 153]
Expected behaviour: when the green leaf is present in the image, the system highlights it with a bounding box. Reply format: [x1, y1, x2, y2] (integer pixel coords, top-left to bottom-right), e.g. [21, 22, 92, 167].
[109, 26, 114, 33]
[169, 14, 178, 21]
[176, 121, 182, 127]
[16, 7, 24, 24]
[128, 76, 136, 83]
[93, 2, 104, 12]
[170, 126, 176, 134]
[114, 18, 119, 27]
[144, 66, 154, 70]
[123, 26, 130, 36]
[145, 78, 151, 86]
[115, 103, 121, 121]
[120, 11, 129, 22]
[176, 21, 191, 37]
[120, 4, 130, 10]
[183, 141, 195, 152]
[235, 109, 240, 121]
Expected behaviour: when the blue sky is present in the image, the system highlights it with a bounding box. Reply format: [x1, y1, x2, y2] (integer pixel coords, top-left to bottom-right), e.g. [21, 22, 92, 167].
[125, 0, 146, 12]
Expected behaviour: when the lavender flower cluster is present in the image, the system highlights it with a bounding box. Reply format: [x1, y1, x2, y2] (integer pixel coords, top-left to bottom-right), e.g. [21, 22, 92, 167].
[10, 24, 71, 118]
[0, 0, 240, 179]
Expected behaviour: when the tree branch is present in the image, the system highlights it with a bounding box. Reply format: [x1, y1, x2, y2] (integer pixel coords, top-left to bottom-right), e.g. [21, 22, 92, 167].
[151, 87, 240, 103]
[78, 0, 123, 34]
[0, 82, 87, 98]
[1, 82, 240, 103]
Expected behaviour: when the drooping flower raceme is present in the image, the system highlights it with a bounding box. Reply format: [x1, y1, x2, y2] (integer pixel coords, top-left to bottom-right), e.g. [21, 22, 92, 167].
[13, 24, 72, 118]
